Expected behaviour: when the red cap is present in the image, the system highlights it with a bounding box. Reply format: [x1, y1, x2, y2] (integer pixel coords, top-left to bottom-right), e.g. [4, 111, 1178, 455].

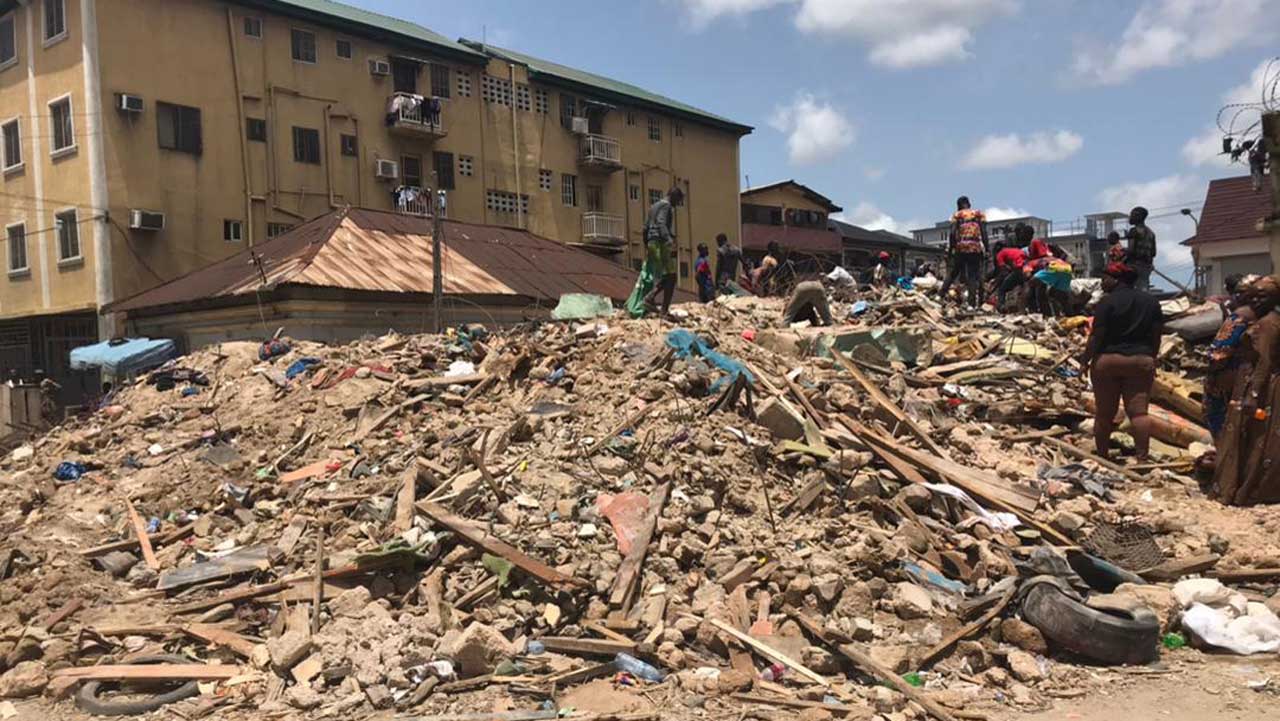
[878, 251, 891, 261]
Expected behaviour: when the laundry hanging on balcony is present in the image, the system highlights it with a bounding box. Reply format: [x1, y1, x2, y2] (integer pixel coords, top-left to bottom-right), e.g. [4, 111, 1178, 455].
[386, 92, 424, 125]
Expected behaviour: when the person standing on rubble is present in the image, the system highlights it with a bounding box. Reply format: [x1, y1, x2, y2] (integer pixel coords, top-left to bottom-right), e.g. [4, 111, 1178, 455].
[749, 241, 783, 296]
[1203, 276, 1264, 442]
[938, 196, 989, 309]
[782, 277, 834, 327]
[992, 240, 1028, 312]
[1209, 275, 1280, 505]
[1124, 207, 1157, 291]
[695, 243, 714, 303]
[871, 251, 893, 286]
[1080, 262, 1163, 462]
[715, 233, 745, 294]
[640, 186, 683, 318]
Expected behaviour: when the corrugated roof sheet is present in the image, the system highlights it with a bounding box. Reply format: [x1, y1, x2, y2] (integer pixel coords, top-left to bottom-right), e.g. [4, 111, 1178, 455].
[463, 41, 752, 134]
[243, 0, 485, 60]
[742, 223, 842, 255]
[108, 209, 644, 314]
[1182, 175, 1276, 246]
[741, 181, 842, 212]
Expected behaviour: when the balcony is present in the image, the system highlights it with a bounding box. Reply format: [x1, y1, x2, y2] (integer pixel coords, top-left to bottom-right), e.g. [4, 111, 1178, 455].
[387, 92, 446, 138]
[394, 187, 433, 218]
[578, 134, 622, 172]
[581, 212, 624, 248]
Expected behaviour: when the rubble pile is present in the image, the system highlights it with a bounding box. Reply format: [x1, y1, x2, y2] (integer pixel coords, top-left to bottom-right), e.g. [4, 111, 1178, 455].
[3, 287, 1280, 721]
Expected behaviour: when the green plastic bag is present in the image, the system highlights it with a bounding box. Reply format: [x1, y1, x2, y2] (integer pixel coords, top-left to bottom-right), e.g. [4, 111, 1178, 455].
[624, 253, 659, 319]
[551, 293, 614, 321]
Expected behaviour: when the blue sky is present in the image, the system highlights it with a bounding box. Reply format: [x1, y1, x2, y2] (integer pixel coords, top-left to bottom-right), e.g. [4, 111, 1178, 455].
[353, 0, 1276, 282]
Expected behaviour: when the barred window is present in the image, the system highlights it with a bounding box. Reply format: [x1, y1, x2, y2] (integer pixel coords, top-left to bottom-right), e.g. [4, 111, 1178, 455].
[534, 88, 549, 114]
[515, 84, 531, 112]
[457, 72, 472, 98]
[485, 189, 529, 215]
[459, 155, 474, 177]
[538, 169, 552, 191]
[481, 74, 512, 106]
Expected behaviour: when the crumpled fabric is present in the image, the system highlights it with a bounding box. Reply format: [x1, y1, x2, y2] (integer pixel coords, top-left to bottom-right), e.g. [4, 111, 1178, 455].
[54, 461, 86, 482]
[923, 482, 1020, 532]
[666, 329, 754, 392]
[1182, 603, 1280, 655]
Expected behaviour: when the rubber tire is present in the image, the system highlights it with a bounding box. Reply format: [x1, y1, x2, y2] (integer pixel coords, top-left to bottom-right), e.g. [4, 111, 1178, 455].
[1021, 581, 1159, 665]
[74, 654, 201, 717]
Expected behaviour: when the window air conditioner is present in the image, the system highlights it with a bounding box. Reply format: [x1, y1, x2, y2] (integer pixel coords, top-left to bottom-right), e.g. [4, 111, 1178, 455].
[374, 159, 399, 180]
[129, 209, 165, 231]
[571, 117, 589, 134]
[369, 59, 391, 76]
[116, 94, 144, 113]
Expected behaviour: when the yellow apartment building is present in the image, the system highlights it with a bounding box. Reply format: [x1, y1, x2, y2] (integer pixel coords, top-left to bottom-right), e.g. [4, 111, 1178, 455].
[0, 0, 751, 395]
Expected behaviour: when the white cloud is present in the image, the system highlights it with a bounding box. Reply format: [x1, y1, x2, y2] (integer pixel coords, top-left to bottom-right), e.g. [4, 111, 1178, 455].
[769, 93, 855, 166]
[1182, 59, 1278, 168]
[676, 0, 1016, 69]
[1073, 0, 1276, 85]
[986, 207, 1031, 221]
[1096, 174, 1206, 276]
[864, 166, 886, 182]
[841, 202, 926, 238]
[960, 130, 1084, 170]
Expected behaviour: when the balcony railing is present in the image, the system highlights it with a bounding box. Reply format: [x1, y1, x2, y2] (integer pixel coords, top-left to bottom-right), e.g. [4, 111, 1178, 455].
[394, 186, 433, 217]
[388, 92, 446, 137]
[578, 134, 622, 171]
[582, 212, 624, 246]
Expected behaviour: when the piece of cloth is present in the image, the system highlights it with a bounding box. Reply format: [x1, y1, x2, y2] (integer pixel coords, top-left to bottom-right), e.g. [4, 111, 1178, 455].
[644, 198, 674, 244]
[995, 247, 1027, 270]
[716, 244, 743, 288]
[1108, 243, 1127, 263]
[782, 280, 832, 326]
[1093, 285, 1162, 356]
[1028, 238, 1050, 260]
[951, 208, 986, 254]
[625, 247, 662, 318]
[646, 237, 677, 277]
[1033, 259, 1074, 293]
[1211, 310, 1280, 505]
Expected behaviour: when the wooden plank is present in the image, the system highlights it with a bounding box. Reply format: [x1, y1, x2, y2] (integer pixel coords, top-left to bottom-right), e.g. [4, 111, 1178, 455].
[1038, 435, 1147, 485]
[581, 398, 669, 458]
[352, 394, 428, 443]
[537, 636, 636, 657]
[608, 482, 672, 610]
[417, 502, 587, 592]
[408, 373, 488, 391]
[170, 553, 406, 614]
[544, 661, 616, 687]
[709, 619, 829, 687]
[731, 694, 870, 718]
[918, 587, 1016, 668]
[183, 624, 258, 658]
[783, 371, 828, 430]
[51, 664, 242, 681]
[1211, 567, 1280, 583]
[835, 417, 929, 486]
[80, 523, 195, 559]
[583, 621, 633, 644]
[41, 598, 84, 629]
[831, 350, 948, 458]
[1139, 554, 1221, 582]
[125, 498, 159, 571]
[395, 466, 418, 533]
[279, 460, 332, 485]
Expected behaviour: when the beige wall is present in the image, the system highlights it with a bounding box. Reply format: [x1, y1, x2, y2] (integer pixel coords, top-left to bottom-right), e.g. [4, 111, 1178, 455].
[742, 186, 831, 214]
[1, 0, 745, 324]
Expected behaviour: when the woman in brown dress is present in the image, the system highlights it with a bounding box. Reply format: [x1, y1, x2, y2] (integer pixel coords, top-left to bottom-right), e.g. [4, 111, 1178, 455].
[1211, 275, 1280, 505]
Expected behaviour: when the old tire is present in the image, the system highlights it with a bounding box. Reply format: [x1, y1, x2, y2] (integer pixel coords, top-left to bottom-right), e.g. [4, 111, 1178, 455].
[1021, 581, 1159, 665]
[74, 654, 201, 717]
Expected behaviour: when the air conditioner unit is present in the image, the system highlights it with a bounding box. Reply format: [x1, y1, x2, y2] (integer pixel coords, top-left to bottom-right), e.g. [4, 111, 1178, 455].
[116, 93, 144, 113]
[129, 209, 165, 232]
[571, 117, 589, 135]
[369, 59, 391, 76]
[374, 159, 399, 180]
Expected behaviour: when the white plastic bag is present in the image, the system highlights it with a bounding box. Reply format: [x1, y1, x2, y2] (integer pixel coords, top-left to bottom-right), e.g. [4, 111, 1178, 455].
[1182, 603, 1280, 656]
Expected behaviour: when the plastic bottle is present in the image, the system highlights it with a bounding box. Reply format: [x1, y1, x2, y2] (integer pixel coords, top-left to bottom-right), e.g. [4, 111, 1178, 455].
[760, 663, 786, 682]
[1161, 632, 1187, 650]
[613, 653, 664, 682]
[526, 640, 546, 655]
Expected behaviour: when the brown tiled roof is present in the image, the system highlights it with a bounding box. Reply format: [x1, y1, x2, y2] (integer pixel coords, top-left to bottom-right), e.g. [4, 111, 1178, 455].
[741, 223, 842, 255]
[107, 208, 642, 313]
[1183, 175, 1276, 246]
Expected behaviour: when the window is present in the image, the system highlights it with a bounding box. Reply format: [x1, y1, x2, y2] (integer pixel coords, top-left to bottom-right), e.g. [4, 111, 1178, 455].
[456, 72, 472, 98]
[223, 220, 243, 243]
[648, 189, 662, 206]
[266, 223, 294, 239]
[647, 116, 661, 141]
[560, 94, 576, 129]
[291, 28, 316, 63]
[157, 102, 202, 155]
[515, 84, 531, 112]
[246, 117, 266, 142]
[679, 261, 689, 279]
[55, 209, 79, 260]
[243, 16, 262, 39]
[43, 0, 65, 43]
[1, 13, 16, 68]
[401, 154, 422, 187]
[628, 185, 639, 202]
[626, 111, 635, 126]
[6, 223, 26, 273]
[561, 174, 577, 207]
[292, 126, 320, 164]
[433, 151, 454, 190]
[430, 64, 450, 98]
[674, 122, 683, 138]
[340, 134, 357, 157]
[2, 119, 20, 171]
[48, 97, 73, 154]
[534, 88, 549, 114]
[458, 155, 473, 177]
[336, 39, 352, 59]
[481, 74, 511, 106]
[485, 189, 529, 216]
[538, 169, 552, 192]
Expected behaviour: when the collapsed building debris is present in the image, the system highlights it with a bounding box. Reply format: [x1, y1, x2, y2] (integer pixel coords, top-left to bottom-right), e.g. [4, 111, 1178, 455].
[2, 286, 1280, 720]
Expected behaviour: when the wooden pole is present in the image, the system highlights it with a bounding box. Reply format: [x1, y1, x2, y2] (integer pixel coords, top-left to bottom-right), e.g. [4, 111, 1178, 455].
[1264, 112, 1280, 273]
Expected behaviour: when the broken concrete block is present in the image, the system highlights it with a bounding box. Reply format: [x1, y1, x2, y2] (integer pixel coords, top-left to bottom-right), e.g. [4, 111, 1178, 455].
[868, 644, 912, 674]
[1005, 649, 1044, 682]
[287, 683, 322, 710]
[1000, 618, 1048, 655]
[328, 586, 372, 618]
[757, 398, 806, 441]
[364, 683, 393, 709]
[1113, 583, 1179, 632]
[292, 654, 324, 685]
[1050, 511, 1087, 537]
[892, 582, 933, 619]
[268, 631, 313, 673]
[440, 622, 515, 678]
[715, 668, 752, 693]
[0, 661, 47, 698]
[813, 573, 844, 604]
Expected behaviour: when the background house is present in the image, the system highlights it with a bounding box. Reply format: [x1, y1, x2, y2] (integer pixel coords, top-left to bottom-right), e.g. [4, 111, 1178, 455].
[739, 181, 843, 273]
[1183, 175, 1276, 295]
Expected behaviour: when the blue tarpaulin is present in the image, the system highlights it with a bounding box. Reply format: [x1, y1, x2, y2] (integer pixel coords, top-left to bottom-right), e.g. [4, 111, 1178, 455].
[69, 338, 177, 377]
[666, 329, 754, 392]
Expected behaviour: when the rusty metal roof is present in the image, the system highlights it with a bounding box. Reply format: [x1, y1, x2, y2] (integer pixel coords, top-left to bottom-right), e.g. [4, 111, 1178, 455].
[108, 208, 643, 314]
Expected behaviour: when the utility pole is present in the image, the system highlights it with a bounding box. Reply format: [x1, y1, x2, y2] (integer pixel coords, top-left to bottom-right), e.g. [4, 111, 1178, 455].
[432, 189, 445, 333]
[1265, 111, 1280, 273]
